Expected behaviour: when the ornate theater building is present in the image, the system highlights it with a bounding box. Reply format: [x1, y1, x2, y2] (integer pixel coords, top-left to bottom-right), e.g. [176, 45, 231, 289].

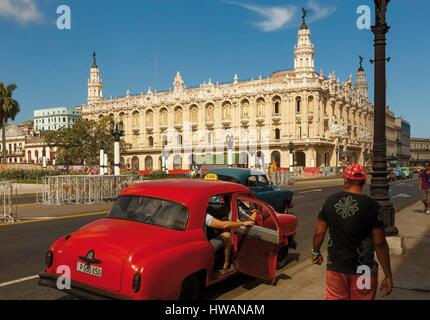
[81, 18, 373, 171]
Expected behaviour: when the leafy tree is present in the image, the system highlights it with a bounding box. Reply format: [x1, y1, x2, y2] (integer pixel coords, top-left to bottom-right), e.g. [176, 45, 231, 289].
[0, 82, 20, 163]
[45, 117, 128, 166]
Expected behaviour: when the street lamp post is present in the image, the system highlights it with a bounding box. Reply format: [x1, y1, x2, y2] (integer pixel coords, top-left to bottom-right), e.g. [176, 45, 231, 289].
[226, 133, 234, 168]
[99, 141, 105, 176]
[111, 122, 125, 176]
[288, 142, 294, 172]
[48, 143, 56, 166]
[370, 0, 398, 236]
[42, 144, 47, 170]
[335, 143, 340, 175]
[161, 145, 167, 172]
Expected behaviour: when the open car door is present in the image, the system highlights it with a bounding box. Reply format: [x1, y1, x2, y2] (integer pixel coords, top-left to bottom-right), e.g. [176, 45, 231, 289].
[231, 195, 283, 283]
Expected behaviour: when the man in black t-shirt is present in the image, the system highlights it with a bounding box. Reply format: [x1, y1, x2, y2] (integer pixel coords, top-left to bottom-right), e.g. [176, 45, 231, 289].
[311, 164, 393, 300]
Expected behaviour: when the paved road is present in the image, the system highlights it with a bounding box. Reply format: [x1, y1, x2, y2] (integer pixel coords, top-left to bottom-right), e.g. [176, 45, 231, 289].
[0, 178, 420, 300]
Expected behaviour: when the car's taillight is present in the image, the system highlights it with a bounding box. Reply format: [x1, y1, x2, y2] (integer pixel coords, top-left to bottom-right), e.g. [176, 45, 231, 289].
[132, 272, 141, 293]
[45, 250, 54, 268]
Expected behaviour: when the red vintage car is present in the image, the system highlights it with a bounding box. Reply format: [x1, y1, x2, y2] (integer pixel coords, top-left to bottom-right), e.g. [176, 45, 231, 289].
[38, 179, 298, 300]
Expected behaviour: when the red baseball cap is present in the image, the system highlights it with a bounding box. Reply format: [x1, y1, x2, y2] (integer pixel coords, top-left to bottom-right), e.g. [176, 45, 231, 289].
[344, 164, 366, 181]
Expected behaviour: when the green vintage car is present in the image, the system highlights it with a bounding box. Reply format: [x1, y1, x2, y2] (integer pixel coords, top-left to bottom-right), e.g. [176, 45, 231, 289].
[400, 167, 413, 179]
[204, 168, 294, 213]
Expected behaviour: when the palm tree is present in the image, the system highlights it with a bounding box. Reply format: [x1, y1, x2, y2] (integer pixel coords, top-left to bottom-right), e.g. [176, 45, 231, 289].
[0, 82, 20, 163]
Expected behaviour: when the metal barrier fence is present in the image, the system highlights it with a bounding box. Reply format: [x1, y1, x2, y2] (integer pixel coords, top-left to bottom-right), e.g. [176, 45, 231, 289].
[269, 172, 295, 186]
[0, 181, 15, 223]
[39, 175, 148, 205]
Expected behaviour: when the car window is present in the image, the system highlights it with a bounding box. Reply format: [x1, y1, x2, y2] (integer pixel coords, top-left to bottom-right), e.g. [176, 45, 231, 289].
[258, 175, 270, 186]
[108, 196, 189, 231]
[248, 176, 258, 187]
[236, 199, 278, 231]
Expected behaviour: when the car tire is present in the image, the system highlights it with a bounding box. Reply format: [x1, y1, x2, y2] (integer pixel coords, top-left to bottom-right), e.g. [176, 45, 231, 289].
[179, 274, 201, 300]
[276, 246, 289, 269]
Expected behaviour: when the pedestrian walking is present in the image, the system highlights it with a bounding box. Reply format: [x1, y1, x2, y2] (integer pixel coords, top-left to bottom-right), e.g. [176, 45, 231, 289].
[419, 163, 430, 215]
[311, 164, 393, 300]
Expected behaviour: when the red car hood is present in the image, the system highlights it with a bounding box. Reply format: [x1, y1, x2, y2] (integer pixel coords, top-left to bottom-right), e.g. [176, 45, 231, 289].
[54, 218, 187, 293]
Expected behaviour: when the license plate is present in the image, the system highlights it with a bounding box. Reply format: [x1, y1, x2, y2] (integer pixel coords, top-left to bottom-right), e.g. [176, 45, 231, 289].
[76, 262, 102, 277]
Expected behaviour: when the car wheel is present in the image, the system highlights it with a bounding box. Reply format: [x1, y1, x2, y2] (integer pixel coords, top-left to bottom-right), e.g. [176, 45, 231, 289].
[276, 246, 289, 269]
[179, 274, 200, 300]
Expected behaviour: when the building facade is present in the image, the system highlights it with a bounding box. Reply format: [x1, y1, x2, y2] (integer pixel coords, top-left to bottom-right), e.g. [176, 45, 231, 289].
[81, 20, 374, 171]
[395, 117, 411, 166]
[34, 107, 81, 131]
[0, 124, 26, 163]
[386, 107, 398, 163]
[410, 138, 430, 166]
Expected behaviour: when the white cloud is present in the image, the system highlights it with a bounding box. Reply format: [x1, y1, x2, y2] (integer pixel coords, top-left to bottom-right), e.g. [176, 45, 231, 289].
[227, 1, 296, 32]
[226, 0, 337, 31]
[0, 0, 43, 23]
[306, 0, 337, 23]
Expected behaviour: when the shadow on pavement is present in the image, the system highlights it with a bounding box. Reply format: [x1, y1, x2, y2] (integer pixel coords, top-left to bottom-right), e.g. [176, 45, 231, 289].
[384, 208, 430, 299]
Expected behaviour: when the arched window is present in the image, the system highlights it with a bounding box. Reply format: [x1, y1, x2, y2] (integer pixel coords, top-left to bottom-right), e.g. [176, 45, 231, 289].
[132, 111, 140, 128]
[148, 136, 154, 147]
[159, 108, 168, 126]
[241, 99, 249, 118]
[271, 151, 281, 167]
[190, 105, 198, 123]
[131, 156, 140, 171]
[145, 110, 154, 127]
[308, 96, 314, 113]
[273, 96, 281, 114]
[174, 107, 183, 124]
[205, 103, 214, 122]
[173, 155, 182, 170]
[222, 102, 232, 119]
[275, 128, 281, 140]
[177, 134, 183, 146]
[296, 97, 301, 113]
[145, 156, 153, 171]
[256, 98, 265, 117]
[162, 135, 168, 146]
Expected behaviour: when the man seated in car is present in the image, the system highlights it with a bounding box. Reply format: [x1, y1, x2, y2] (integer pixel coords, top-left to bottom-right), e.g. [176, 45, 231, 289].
[205, 195, 259, 272]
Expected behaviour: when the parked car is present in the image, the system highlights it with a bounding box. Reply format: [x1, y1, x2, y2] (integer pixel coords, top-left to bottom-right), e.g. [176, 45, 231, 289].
[391, 167, 406, 180]
[400, 167, 413, 179]
[38, 179, 298, 300]
[203, 168, 294, 213]
[388, 169, 396, 182]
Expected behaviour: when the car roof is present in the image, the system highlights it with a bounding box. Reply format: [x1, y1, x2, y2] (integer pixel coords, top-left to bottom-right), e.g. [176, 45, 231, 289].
[119, 179, 249, 207]
[207, 168, 265, 185]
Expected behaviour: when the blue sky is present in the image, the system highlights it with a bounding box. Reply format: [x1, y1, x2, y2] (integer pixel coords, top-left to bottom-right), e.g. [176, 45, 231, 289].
[1, 0, 429, 136]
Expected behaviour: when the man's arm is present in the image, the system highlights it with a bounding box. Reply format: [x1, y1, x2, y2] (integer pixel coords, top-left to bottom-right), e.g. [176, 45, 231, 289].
[313, 219, 327, 252]
[311, 219, 327, 265]
[372, 228, 393, 297]
[209, 217, 254, 229]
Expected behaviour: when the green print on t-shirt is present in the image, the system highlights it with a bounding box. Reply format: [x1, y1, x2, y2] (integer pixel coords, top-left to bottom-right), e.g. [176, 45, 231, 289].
[334, 196, 359, 219]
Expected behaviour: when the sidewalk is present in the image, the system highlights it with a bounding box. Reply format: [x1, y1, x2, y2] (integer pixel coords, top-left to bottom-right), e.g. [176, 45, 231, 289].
[14, 202, 113, 220]
[221, 201, 430, 300]
[285, 178, 343, 191]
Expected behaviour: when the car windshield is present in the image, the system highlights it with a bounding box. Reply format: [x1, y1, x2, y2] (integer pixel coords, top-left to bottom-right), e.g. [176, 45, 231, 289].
[107, 196, 189, 231]
[258, 175, 270, 186]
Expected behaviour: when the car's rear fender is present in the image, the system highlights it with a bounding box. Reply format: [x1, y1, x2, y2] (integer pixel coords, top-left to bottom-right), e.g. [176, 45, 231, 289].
[122, 239, 213, 300]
